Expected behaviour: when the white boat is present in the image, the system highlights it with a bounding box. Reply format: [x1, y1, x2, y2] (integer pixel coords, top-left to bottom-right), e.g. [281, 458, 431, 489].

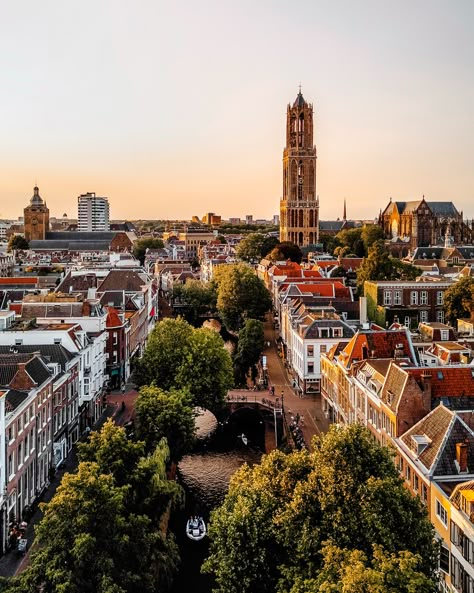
[240, 433, 248, 445]
[186, 516, 207, 541]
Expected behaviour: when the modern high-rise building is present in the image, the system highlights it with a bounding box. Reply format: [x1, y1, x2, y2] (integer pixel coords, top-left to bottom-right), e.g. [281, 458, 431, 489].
[279, 89, 319, 247]
[77, 193, 110, 232]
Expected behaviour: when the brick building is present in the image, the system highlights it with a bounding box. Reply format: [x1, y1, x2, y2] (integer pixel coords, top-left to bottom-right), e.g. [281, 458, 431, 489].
[364, 278, 452, 328]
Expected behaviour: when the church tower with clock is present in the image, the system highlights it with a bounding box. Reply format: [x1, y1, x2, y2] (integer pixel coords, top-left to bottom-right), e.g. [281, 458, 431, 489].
[24, 186, 50, 242]
[279, 89, 319, 247]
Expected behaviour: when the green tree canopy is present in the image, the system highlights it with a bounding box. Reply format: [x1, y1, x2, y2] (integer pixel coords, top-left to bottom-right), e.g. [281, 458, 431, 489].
[236, 233, 266, 262]
[172, 279, 217, 324]
[134, 318, 233, 411]
[132, 237, 165, 264]
[135, 385, 196, 461]
[261, 236, 280, 259]
[233, 318, 265, 385]
[7, 235, 28, 251]
[268, 241, 303, 264]
[357, 241, 421, 295]
[443, 276, 474, 325]
[334, 228, 365, 257]
[14, 460, 180, 593]
[288, 543, 435, 593]
[203, 424, 437, 593]
[213, 263, 272, 331]
[361, 224, 385, 254]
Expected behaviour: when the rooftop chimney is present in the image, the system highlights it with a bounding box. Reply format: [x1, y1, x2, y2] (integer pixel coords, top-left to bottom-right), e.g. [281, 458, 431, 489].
[456, 442, 469, 473]
[359, 296, 368, 325]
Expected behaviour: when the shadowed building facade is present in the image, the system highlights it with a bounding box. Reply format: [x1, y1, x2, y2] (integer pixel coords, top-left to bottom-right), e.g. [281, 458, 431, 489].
[280, 90, 319, 248]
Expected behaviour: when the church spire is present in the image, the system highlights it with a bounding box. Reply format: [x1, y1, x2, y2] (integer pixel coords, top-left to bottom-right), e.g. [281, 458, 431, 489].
[343, 198, 347, 221]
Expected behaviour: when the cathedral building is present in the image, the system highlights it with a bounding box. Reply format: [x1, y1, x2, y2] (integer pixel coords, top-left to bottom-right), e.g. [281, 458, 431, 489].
[279, 89, 319, 248]
[379, 197, 473, 255]
[24, 186, 50, 242]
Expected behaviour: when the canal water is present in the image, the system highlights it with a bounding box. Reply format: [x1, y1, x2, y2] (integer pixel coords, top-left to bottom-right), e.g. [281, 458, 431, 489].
[170, 407, 265, 593]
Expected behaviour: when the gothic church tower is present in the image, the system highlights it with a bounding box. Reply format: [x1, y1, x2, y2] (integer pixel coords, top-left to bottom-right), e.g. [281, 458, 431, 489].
[280, 89, 319, 247]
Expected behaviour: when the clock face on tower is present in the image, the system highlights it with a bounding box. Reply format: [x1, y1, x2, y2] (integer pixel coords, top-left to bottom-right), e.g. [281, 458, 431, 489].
[32, 218, 38, 225]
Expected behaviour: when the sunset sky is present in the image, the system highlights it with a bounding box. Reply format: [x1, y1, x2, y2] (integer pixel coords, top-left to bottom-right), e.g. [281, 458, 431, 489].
[0, 0, 472, 222]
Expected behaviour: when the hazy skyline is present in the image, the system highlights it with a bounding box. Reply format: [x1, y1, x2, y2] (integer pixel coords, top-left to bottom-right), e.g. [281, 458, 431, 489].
[0, 0, 473, 221]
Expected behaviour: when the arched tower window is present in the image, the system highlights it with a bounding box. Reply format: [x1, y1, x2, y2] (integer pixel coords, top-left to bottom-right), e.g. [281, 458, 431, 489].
[309, 210, 314, 227]
[297, 161, 304, 200]
[299, 210, 304, 227]
[299, 114, 304, 147]
[290, 160, 297, 200]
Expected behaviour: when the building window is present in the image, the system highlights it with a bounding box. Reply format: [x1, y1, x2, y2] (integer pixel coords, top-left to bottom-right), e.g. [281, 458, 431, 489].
[320, 345, 327, 353]
[437, 291, 444, 305]
[420, 291, 428, 305]
[413, 474, 419, 492]
[437, 310, 445, 323]
[405, 465, 411, 482]
[332, 328, 342, 338]
[394, 290, 402, 305]
[383, 291, 392, 306]
[421, 483, 428, 504]
[439, 544, 450, 574]
[410, 291, 418, 305]
[404, 316, 410, 328]
[307, 363, 314, 374]
[307, 345, 314, 357]
[419, 311, 428, 323]
[436, 499, 448, 527]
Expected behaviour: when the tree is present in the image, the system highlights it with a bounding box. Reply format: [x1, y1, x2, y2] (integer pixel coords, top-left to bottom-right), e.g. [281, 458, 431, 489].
[7, 235, 28, 252]
[132, 237, 164, 264]
[216, 235, 227, 244]
[268, 241, 303, 264]
[233, 319, 265, 385]
[236, 233, 266, 262]
[356, 241, 421, 295]
[171, 279, 216, 325]
[203, 424, 437, 593]
[444, 276, 474, 325]
[15, 461, 180, 593]
[361, 224, 385, 254]
[135, 318, 233, 412]
[261, 236, 280, 258]
[289, 543, 435, 593]
[213, 264, 272, 332]
[135, 385, 196, 461]
[134, 318, 194, 389]
[334, 228, 365, 257]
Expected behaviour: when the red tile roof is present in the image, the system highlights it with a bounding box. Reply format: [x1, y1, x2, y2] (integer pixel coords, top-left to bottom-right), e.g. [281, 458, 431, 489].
[339, 330, 415, 368]
[409, 367, 474, 398]
[106, 306, 124, 328]
[0, 277, 39, 285]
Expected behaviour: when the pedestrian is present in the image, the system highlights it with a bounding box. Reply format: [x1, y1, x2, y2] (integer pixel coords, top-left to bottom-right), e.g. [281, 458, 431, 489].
[121, 383, 125, 395]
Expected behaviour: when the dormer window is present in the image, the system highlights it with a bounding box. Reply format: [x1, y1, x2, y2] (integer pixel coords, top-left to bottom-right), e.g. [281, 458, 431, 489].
[411, 434, 432, 456]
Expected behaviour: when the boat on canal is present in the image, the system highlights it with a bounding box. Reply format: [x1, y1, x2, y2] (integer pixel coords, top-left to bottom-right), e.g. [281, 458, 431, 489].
[186, 516, 207, 541]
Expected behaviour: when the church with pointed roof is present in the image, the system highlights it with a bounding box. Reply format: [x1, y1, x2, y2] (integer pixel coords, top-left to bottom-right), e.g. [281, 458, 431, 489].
[379, 196, 473, 254]
[24, 186, 50, 242]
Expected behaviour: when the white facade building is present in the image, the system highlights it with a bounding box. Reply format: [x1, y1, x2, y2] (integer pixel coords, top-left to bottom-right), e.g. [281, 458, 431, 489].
[77, 193, 110, 232]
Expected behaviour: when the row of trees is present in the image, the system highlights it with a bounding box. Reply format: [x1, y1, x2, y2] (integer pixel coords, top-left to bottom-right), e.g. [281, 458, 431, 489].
[203, 424, 439, 593]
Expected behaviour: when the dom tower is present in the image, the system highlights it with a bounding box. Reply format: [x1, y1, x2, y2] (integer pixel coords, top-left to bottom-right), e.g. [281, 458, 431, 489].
[280, 89, 319, 247]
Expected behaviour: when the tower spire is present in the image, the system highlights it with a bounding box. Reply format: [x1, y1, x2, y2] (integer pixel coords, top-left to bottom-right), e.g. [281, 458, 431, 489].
[343, 198, 347, 221]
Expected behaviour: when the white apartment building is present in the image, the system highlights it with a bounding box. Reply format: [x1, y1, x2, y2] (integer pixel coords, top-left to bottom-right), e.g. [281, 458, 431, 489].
[77, 193, 110, 232]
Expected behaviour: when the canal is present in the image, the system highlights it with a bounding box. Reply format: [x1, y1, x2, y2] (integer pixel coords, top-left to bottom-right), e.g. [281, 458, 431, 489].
[170, 407, 265, 593]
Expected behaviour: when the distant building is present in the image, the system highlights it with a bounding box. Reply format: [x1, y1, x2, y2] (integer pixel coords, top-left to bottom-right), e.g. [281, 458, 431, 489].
[245, 215, 253, 225]
[279, 89, 319, 247]
[272, 214, 280, 226]
[201, 213, 221, 225]
[24, 186, 50, 241]
[78, 193, 110, 232]
[379, 197, 473, 254]
[228, 218, 241, 225]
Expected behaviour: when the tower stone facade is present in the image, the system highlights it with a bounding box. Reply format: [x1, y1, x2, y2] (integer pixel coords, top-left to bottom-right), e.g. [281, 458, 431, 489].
[24, 186, 49, 242]
[280, 90, 319, 247]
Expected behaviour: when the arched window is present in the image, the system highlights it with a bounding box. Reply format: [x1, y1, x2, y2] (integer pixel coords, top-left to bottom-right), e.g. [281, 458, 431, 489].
[309, 210, 314, 227]
[299, 210, 304, 227]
